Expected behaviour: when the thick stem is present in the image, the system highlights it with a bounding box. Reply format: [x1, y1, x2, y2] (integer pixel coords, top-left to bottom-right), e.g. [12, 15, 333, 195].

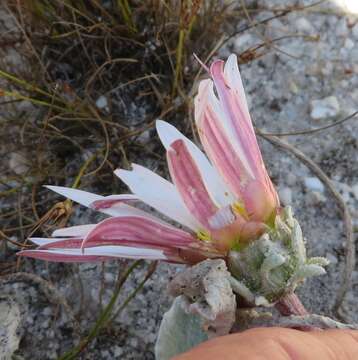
[275, 293, 317, 331]
[275, 292, 309, 316]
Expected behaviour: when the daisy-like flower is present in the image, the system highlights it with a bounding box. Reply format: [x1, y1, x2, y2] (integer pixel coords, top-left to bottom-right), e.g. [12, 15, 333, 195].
[18, 54, 280, 265]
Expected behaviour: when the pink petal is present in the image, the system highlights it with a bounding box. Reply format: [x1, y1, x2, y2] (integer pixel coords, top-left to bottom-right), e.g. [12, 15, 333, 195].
[37, 238, 83, 249]
[18, 246, 170, 262]
[81, 215, 197, 250]
[166, 139, 218, 228]
[197, 105, 252, 198]
[241, 179, 278, 222]
[210, 58, 265, 182]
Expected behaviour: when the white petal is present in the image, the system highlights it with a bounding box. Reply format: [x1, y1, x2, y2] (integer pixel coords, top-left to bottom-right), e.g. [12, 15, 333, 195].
[224, 54, 251, 117]
[33, 246, 167, 260]
[96, 194, 139, 201]
[46, 185, 151, 218]
[52, 224, 96, 237]
[115, 164, 201, 231]
[29, 237, 65, 246]
[45, 186, 102, 207]
[156, 120, 235, 207]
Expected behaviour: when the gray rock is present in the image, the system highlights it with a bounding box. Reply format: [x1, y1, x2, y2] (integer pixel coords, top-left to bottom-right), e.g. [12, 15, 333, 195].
[0, 298, 21, 360]
[286, 173, 297, 187]
[304, 177, 325, 193]
[310, 96, 340, 120]
[325, 252, 338, 265]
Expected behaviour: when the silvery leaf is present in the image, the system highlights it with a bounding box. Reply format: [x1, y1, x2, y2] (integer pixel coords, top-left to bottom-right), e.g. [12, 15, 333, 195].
[155, 296, 208, 360]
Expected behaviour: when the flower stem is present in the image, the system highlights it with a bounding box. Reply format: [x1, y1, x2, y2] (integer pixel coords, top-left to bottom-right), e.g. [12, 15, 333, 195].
[275, 292, 319, 331]
[275, 292, 308, 316]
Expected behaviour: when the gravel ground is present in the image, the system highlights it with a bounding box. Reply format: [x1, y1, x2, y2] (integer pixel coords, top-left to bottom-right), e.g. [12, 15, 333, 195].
[1, 0, 358, 359]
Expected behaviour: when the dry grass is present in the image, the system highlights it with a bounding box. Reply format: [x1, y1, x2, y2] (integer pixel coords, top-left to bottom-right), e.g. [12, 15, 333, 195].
[0, 0, 232, 264]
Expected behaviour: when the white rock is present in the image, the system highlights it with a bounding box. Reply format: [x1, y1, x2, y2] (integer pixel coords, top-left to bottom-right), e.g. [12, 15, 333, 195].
[95, 95, 108, 110]
[233, 33, 255, 52]
[336, 18, 348, 37]
[278, 187, 292, 206]
[352, 184, 358, 200]
[352, 23, 358, 40]
[9, 152, 30, 175]
[344, 38, 355, 50]
[113, 346, 124, 357]
[310, 96, 340, 120]
[295, 17, 315, 34]
[304, 177, 324, 192]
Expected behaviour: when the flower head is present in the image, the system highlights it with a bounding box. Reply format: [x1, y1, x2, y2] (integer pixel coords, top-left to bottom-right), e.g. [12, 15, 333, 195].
[18, 54, 279, 264]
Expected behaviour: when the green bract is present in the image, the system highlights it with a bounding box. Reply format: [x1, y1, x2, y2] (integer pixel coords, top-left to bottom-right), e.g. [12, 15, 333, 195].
[228, 207, 329, 303]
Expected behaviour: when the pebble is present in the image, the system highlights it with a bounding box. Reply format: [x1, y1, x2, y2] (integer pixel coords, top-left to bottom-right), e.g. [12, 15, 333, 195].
[278, 187, 292, 206]
[286, 173, 297, 187]
[295, 17, 315, 34]
[344, 38, 355, 50]
[95, 95, 109, 110]
[9, 152, 30, 176]
[325, 252, 338, 265]
[101, 350, 111, 358]
[113, 346, 124, 357]
[233, 33, 254, 52]
[336, 18, 348, 37]
[305, 191, 326, 205]
[310, 96, 340, 120]
[352, 23, 358, 40]
[42, 307, 52, 316]
[304, 177, 325, 192]
[352, 184, 358, 200]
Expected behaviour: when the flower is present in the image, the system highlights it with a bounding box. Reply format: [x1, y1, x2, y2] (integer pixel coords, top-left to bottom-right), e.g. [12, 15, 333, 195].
[18, 54, 279, 264]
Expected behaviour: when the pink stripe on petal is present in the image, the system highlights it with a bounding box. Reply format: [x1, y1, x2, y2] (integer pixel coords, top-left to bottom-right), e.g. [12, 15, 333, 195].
[167, 139, 218, 228]
[90, 194, 139, 210]
[210, 59, 264, 181]
[38, 238, 83, 249]
[82, 215, 196, 250]
[198, 108, 250, 198]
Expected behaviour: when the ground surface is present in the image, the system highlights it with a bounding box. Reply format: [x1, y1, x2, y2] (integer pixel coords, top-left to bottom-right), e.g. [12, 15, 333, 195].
[1, 0, 358, 359]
